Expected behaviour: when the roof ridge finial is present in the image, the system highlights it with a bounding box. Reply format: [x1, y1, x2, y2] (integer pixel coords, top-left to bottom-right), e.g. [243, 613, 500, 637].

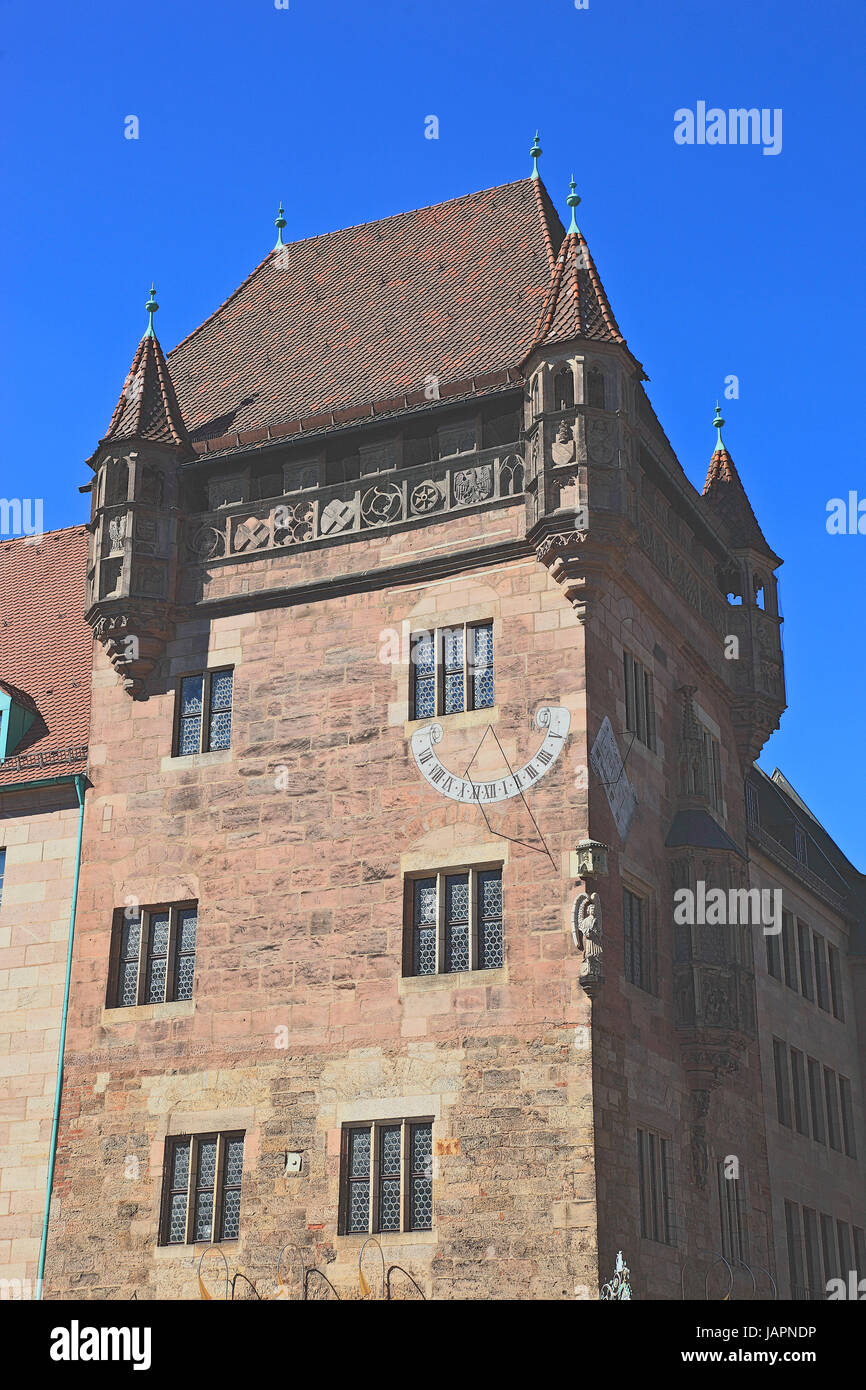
[566, 173, 581, 233]
[273, 201, 287, 250]
[144, 283, 159, 338]
[530, 131, 542, 179]
[713, 401, 726, 453]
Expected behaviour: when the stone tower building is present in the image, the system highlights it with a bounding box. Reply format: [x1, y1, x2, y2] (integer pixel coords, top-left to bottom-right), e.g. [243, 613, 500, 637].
[39, 148, 802, 1300]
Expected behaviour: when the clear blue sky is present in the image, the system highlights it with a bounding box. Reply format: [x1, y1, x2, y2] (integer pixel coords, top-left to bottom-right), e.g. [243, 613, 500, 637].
[1, 0, 863, 863]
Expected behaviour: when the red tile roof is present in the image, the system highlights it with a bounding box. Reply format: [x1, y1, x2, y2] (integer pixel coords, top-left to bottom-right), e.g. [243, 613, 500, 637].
[525, 228, 628, 357]
[702, 447, 779, 561]
[0, 526, 91, 785]
[97, 332, 192, 460]
[165, 178, 584, 443]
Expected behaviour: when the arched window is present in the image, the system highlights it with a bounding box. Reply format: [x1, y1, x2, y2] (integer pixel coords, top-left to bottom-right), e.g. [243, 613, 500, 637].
[553, 365, 574, 411]
[586, 367, 605, 410]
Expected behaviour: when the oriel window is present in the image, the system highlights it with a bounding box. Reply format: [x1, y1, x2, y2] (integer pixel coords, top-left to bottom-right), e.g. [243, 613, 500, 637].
[109, 902, 198, 1007]
[175, 668, 233, 755]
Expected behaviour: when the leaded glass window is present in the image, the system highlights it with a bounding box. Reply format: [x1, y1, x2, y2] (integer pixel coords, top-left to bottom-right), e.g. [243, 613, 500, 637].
[445, 873, 470, 972]
[160, 1132, 244, 1246]
[340, 1120, 434, 1235]
[173, 908, 197, 1002]
[110, 901, 198, 1007]
[347, 1127, 371, 1233]
[144, 910, 170, 1004]
[174, 668, 234, 755]
[406, 868, 503, 977]
[443, 627, 465, 715]
[117, 911, 142, 1007]
[410, 623, 494, 719]
[413, 878, 437, 976]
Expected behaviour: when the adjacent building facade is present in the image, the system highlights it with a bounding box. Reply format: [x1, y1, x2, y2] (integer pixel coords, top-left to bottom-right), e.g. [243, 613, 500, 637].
[0, 527, 91, 1291]
[1, 154, 862, 1299]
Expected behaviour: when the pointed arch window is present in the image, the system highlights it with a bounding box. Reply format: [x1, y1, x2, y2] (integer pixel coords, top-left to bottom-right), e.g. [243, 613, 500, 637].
[586, 367, 606, 410]
[553, 365, 574, 411]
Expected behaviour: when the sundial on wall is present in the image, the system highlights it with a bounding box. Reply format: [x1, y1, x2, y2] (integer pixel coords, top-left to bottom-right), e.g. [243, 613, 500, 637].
[410, 705, 571, 804]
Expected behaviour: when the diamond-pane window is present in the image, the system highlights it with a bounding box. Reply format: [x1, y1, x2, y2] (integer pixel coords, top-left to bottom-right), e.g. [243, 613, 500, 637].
[472, 622, 494, 710]
[144, 911, 170, 1004]
[347, 1128, 371, 1233]
[478, 869, 504, 969]
[413, 878, 437, 976]
[445, 874, 470, 973]
[110, 902, 198, 1007]
[340, 1119, 435, 1235]
[406, 868, 503, 976]
[410, 1122, 433, 1231]
[174, 668, 233, 755]
[160, 1132, 244, 1247]
[409, 623, 494, 718]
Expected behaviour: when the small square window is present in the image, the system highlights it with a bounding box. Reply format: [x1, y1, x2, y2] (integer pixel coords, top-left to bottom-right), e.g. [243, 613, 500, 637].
[339, 1120, 433, 1235]
[410, 624, 493, 719]
[160, 1132, 244, 1246]
[108, 902, 198, 1007]
[174, 668, 233, 756]
[405, 868, 503, 977]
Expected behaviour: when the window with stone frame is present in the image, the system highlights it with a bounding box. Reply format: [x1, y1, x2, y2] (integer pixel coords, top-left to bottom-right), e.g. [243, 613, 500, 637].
[405, 868, 503, 976]
[773, 1038, 793, 1127]
[622, 650, 655, 750]
[717, 1160, 749, 1265]
[160, 1132, 244, 1245]
[339, 1120, 433, 1235]
[410, 623, 493, 719]
[623, 887, 657, 994]
[637, 1128, 674, 1244]
[827, 943, 845, 1020]
[108, 902, 198, 1007]
[174, 667, 233, 755]
[0, 846, 5, 908]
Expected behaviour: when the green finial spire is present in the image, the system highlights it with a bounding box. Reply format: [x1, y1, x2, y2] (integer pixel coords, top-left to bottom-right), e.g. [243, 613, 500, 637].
[713, 401, 726, 452]
[566, 174, 581, 233]
[144, 283, 158, 338]
[273, 202, 287, 250]
[530, 131, 542, 179]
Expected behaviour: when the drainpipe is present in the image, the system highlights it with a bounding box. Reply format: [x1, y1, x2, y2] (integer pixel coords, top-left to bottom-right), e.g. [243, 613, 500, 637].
[31, 772, 87, 1299]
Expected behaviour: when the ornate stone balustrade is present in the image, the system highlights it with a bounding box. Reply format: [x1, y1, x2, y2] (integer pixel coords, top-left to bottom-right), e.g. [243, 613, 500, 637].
[185, 446, 525, 563]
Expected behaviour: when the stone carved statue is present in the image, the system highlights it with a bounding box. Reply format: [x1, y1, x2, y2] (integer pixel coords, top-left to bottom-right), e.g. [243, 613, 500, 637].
[574, 891, 603, 994]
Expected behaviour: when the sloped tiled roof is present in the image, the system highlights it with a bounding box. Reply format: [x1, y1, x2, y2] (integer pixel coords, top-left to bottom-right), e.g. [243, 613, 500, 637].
[702, 446, 780, 562]
[99, 332, 193, 458]
[166, 178, 571, 442]
[525, 227, 630, 357]
[0, 526, 91, 786]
